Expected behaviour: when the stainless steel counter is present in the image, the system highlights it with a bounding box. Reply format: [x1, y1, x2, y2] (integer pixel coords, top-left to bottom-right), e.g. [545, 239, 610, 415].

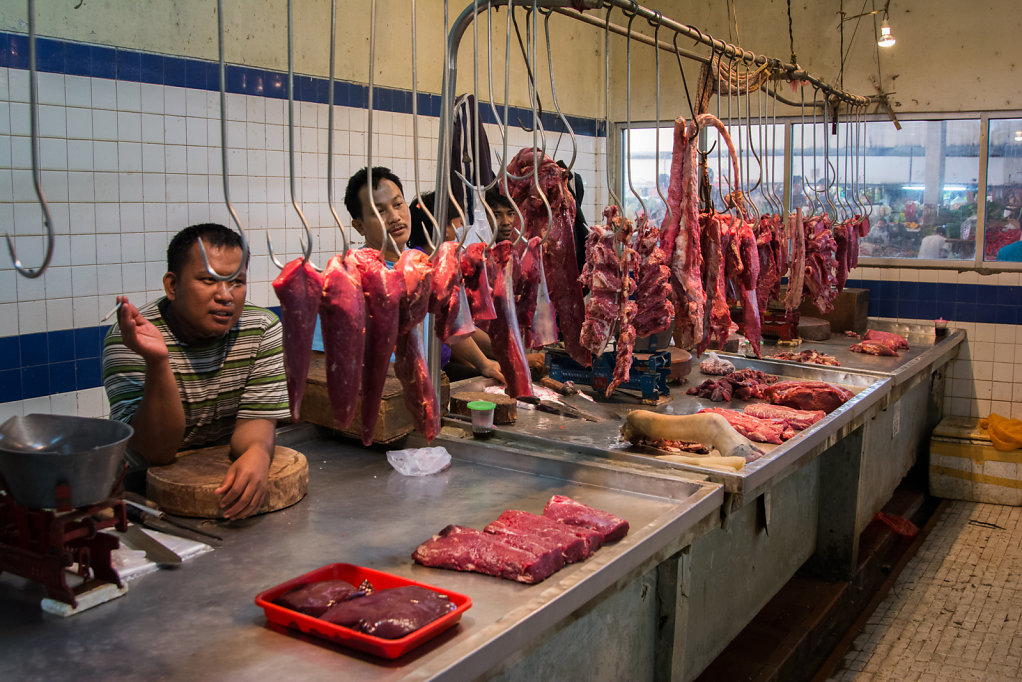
[449, 359, 891, 504]
[0, 430, 721, 682]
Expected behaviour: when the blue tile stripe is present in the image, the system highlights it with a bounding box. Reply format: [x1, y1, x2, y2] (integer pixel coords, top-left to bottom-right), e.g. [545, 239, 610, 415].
[0, 30, 606, 137]
[0, 306, 282, 404]
[845, 279, 1021, 326]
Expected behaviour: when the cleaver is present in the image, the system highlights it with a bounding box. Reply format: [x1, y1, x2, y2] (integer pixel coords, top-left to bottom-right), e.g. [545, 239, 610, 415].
[113, 525, 183, 565]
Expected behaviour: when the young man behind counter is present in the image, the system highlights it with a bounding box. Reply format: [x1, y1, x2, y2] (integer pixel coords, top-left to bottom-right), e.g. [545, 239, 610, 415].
[102, 223, 290, 520]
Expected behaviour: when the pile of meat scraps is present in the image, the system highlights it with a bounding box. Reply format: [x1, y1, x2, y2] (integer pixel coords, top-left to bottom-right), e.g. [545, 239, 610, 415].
[767, 349, 840, 366]
[412, 495, 628, 584]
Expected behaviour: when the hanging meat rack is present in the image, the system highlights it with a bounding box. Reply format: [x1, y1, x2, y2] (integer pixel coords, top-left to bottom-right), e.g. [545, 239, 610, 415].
[428, 0, 877, 384]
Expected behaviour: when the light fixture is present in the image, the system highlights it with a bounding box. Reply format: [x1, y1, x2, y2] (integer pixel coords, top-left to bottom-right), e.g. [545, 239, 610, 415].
[877, 17, 896, 47]
[1015, 130, 1022, 142]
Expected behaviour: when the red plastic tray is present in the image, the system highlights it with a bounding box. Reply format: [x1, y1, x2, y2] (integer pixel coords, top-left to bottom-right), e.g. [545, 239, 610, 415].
[255, 563, 472, 659]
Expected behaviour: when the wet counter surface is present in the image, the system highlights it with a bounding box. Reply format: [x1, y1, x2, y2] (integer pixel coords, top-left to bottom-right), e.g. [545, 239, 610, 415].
[0, 429, 721, 682]
[450, 357, 892, 502]
[746, 319, 965, 388]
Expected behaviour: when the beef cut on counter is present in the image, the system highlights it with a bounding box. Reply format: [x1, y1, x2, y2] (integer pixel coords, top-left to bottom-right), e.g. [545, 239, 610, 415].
[412, 524, 562, 584]
[863, 329, 909, 350]
[743, 403, 826, 430]
[542, 495, 629, 542]
[272, 258, 325, 421]
[413, 496, 629, 584]
[506, 148, 591, 367]
[765, 380, 854, 414]
[274, 579, 361, 617]
[849, 340, 898, 356]
[698, 407, 794, 444]
[320, 585, 456, 639]
[319, 253, 365, 429]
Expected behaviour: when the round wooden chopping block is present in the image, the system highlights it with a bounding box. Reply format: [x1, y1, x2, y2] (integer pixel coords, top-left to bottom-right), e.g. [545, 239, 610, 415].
[450, 391, 518, 424]
[798, 316, 831, 341]
[146, 445, 308, 518]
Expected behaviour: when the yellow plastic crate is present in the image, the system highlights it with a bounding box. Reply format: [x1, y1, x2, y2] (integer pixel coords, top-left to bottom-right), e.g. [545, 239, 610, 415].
[929, 416, 1022, 506]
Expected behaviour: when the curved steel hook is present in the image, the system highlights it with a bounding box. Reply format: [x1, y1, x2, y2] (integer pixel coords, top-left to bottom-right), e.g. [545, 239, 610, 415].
[672, 33, 697, 122]
[652, 11, 671, 228]
[410, 0, 440, 256]
[268, 0, 314, 271]
[623, 7, 647, 221]
[798, 84, 814, 212]
[326, 0, 349, 254]
[366, 0, 400, 264]
[6, 0, 54, 279]
[529, 0, 555, 247]
[206, 0, 252, 278]
[820, 96, 840, 218]
[604, 3, 623, 211]
[543, 10, 577, 172]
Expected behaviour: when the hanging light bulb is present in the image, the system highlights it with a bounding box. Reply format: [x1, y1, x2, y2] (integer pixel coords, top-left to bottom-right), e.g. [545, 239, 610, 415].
[877, 17, 896, 47]
[1014, 130, 1022, 143]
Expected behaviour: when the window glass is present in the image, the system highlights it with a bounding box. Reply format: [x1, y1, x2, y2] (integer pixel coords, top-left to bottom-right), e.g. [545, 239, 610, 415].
[985, 118, 1022, 262]
[703, 122, 786, 217]
[622, 127, 673, 222]
[791, 119, 980, 260]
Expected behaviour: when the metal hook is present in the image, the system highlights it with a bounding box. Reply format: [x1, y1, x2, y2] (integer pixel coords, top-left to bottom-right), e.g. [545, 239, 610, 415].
[326, 0, 349, 254]
[624, 6, 647, 221]
[530, 0, 555, 248]
[820, 95, 839, 218]
[672, 33, 697, 122]
[366, 0, 401, 264]
[205, 0, 251, 279]
[410, 0, 440, 256]
[268, 0, 314, 271]
[543, 10, 577, 172]
[6, 0, 54, 279]
[604, 4, 622, 211]
[652, 13, 671, 228]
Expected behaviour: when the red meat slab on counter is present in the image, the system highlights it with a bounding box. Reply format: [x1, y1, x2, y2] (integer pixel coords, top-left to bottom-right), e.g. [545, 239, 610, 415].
[255, 563, 472, 659]
[412, 524, 562, 584]
[542, 495, 630, 543]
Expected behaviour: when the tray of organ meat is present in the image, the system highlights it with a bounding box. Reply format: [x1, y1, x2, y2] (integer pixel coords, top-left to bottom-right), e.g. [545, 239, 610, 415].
[255, 563, 472, 659]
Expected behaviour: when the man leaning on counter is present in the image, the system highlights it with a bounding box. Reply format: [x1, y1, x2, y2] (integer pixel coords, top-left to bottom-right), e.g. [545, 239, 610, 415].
[102, 223, 291, 520]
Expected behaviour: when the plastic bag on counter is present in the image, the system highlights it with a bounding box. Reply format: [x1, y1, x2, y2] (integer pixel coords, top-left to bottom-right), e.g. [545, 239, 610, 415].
[386, 446, 452, 477]
[699, 351, 735, 376]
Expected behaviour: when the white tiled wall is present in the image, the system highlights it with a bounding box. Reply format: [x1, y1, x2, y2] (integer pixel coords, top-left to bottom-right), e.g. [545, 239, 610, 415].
[0, 64, 605, 420]
[854, 266, 1022, 420]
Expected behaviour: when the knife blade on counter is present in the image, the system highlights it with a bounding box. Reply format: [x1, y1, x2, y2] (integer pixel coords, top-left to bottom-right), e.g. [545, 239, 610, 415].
[122, 492, 223, 542]
[519, 395, 600, 422]
[112, 525, 183, 565]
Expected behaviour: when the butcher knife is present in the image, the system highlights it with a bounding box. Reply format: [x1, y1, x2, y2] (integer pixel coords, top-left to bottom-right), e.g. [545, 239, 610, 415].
[112, 524, 183, 565]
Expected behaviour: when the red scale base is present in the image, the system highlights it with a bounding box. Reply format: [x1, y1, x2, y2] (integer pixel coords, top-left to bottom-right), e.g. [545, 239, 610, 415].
[0, 478, 126, 607]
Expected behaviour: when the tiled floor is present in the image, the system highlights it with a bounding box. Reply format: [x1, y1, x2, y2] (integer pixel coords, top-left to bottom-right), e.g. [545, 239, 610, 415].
[828, 501, 1022, 681]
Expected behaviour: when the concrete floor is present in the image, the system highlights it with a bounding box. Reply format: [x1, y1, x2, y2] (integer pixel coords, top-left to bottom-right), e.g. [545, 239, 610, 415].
[827, 501, 1022, 681]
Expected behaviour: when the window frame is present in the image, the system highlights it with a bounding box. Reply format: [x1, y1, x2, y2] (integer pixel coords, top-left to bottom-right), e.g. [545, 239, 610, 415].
[616, 109, 1022, 273]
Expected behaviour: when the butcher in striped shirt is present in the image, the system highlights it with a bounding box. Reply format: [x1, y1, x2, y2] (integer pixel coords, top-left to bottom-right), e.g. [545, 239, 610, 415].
[103, 224, 289, 520]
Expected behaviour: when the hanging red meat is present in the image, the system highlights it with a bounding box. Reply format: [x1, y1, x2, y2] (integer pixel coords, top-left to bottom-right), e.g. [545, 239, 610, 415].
[505, 148, 591, 368]
[351, 249, 405, 446]
[607, 211, 638, 397]
[802, 214, 839, 314]
[394, 248, 440, 442]
[430, 241, 474, 344]
[318, 252, 365, 430]
[514, 236, 542, 349]
[662, 117, 705, 349]
[833, 218, 853, 292]
[784, 209, 806, 312]
[698, 212, 731, 356]
[633, 216, 675, 339]
[579, 219, 621, 357]
[272, 258, 325, 422]
[484, 240, 534, 399]
[460, 241, 496, 323]
[734, 218, 762, 357]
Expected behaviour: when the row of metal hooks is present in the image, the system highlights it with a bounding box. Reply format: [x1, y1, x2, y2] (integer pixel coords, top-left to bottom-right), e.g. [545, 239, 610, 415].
[6, 0, 877, 279]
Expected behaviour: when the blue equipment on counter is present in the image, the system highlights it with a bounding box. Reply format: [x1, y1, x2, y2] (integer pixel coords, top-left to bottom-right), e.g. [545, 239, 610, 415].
[545, 347, 671, 401]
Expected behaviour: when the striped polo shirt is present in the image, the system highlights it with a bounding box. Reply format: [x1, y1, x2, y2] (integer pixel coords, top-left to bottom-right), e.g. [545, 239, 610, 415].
[103, 298, 290, 452]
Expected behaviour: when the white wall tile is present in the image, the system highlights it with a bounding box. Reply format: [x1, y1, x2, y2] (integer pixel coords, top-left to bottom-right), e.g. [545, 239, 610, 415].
[116, 81, 141, 112]
[65, 75, 92, 108]
[140, 84, 165, 115]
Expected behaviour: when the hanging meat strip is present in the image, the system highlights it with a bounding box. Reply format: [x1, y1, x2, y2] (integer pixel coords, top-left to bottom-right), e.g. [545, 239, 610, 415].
[734, 218, 763, 357]
[607, 211, 638, 397]
[514, 236, 543, 349]
[505, 148, 591, 367]
[430, 241, 475, 344]
[351, 249, 404, 446]
[484, 240, 534, 399]
[460, 242, 496, 322]
[272, 258, 325, 422]
[579, 219, 621, 357]
[698, 212, 731, 356]
[802, 215, 839, 314]
[394, 249, 440, 442]
[318, 252, 365, 430]
[633, 217, 674, 338]
[784, 208, 806, 312]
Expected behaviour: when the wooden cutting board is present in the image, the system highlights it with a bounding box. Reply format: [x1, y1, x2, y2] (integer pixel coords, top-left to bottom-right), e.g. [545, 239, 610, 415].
[146, 445, 308, 518]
